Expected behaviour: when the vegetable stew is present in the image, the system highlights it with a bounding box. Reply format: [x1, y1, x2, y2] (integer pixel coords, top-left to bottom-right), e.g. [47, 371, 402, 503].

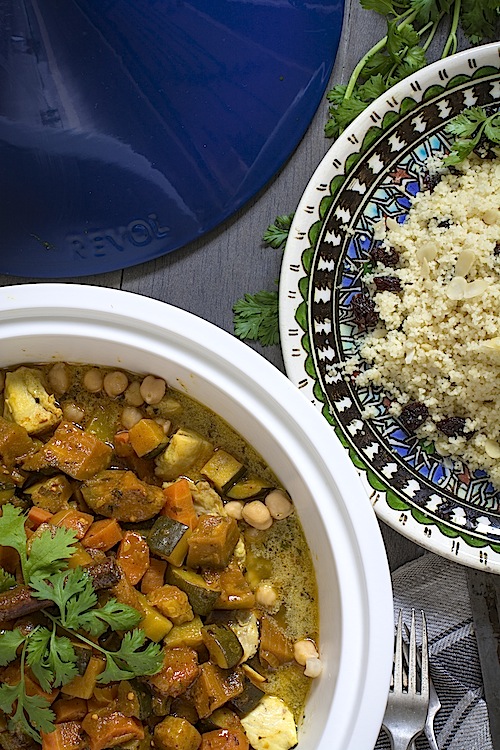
[0, 363, 320, 750]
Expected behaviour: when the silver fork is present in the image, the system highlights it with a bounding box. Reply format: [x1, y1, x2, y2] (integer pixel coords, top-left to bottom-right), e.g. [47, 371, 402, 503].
[382, 609, 430, 750]
[404, 621, 441, 750]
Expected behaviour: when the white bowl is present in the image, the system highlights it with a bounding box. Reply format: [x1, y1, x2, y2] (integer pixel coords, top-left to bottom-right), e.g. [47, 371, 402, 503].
[0, 283, 393, 750]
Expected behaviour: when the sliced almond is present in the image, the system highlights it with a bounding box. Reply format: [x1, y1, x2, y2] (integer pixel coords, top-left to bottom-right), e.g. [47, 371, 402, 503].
[455, 249, 476, 277]
[420, 257, 430, 279]
[445, 276, 467, 300]
[482, 209, 499, 226]
[463, 278, 492, 299]
[485, 439, 500, 459]
[386, 217, 400, 231]
[416, 242, 437, 263]
[480, 336, 500, 352]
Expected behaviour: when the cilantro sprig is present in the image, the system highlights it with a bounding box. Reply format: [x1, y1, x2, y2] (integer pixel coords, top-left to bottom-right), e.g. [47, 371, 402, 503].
[444, 106, 500, 164]
[0, 506, 163, 740]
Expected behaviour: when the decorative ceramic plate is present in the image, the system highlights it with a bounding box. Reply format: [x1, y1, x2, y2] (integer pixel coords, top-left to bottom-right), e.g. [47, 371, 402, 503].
[0, 0, 344, 278]
[280, 42, 500, 572]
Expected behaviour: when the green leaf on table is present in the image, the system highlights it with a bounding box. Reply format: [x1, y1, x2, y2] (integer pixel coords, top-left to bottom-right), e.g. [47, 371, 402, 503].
[233, 290, 280, 347]
[262, 214, 294, 249]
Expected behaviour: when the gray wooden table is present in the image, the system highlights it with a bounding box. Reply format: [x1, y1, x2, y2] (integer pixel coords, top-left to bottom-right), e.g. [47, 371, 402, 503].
[0, 2, 471, 573]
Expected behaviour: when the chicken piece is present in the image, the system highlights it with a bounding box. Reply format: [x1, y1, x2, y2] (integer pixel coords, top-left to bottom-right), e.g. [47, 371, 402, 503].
[4, 367, 62, 435]
[155, 429, 213, 481]
[191, 481, 226, 517]
[240, 696, 297, 750]
[22, 421, 112, 480]
[81, 469, 165, 522]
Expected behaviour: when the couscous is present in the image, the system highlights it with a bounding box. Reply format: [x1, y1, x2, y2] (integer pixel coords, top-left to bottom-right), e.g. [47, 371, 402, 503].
[353, 155, 500, 487]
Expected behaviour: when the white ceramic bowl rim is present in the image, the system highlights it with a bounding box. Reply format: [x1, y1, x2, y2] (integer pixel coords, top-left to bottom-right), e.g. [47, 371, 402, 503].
[0, 284, 393, 750]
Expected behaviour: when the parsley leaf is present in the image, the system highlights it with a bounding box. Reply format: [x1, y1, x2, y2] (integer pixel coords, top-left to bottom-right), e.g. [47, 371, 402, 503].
[79, 598, 143, 637]
[0, 628, 26, 667]
[262, 214, 294, 249]
[0, 505, 28, 570]
[97, 629, 164, 684]
[233, 290, 280, 347]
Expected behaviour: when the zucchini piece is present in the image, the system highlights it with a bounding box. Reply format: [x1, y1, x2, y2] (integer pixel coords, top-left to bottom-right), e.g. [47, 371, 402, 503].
[201, 623, 244, 669]
[148, 516, 191, 567]
[164, 615, 204, 649]
[226, 476, 275, 501]
[116, 679, 153, 720]
[155, 428, 213, 481]
[229, 674, 266, 716]
[128, 419, 169, 459]
[166, 567, 220, 616]
[200, 449, 245, 494]
[0, 482, 15, 504]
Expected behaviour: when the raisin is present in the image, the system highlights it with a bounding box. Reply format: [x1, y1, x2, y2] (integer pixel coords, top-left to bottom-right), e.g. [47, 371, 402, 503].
[374, 276, 402, 293]
[437, 417, 467, 438]
[436, 219, 451, 228]
[370, 243, 400, 268]
[350, 293, 379, 330]
[421, 171, 441, 193]
[494, 242, 500, 256]
[400, 401, 429, 432]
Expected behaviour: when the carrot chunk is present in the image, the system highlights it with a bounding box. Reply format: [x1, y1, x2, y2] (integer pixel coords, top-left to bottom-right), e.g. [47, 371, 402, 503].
[116, 531, 150, 585]
[162, 479, 198, 530]
[82, 518, 123, 551]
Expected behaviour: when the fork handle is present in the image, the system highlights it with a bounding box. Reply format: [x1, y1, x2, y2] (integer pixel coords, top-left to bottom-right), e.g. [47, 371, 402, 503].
[387, 730, 420, 750]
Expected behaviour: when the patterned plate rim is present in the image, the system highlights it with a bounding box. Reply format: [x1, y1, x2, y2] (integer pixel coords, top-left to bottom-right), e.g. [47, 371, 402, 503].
[279, 42, 500, 572]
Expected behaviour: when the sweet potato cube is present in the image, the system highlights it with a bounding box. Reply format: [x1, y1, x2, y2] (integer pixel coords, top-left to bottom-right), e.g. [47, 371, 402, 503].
[22, 421, 112, 480]
[82, 710, 144, 750]
[213, 566, 255, 610]
[187, 515, 240, 570]
[200, 728, 249, 750]
[0, 415, 35, 466]
[191, 664, 244, 719]
[154, 715, 201, 750]
[41, 721, 84, 750]
[116, 531, 150, 584]
[147, 585, 194, 625]
[148, 647, 200, 699]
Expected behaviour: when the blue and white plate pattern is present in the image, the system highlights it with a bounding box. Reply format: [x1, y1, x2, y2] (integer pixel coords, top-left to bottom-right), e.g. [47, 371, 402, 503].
[280, 43, 500, 572]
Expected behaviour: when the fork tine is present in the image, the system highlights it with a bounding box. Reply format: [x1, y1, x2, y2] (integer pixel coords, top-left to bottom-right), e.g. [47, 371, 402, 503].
[394, 609, 404, 693]
[420, 610, 429, 699]
[408, 609, 418, 693]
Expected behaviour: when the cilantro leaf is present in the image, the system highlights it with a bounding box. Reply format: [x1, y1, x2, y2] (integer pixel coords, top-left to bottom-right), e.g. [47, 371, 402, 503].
[0, 658, 55, 741]
[0, 567, 17, 593]
[233, 291, 280, 347]
[0, 628, 26, 667]
[30, 568, 92, 627]
[97, 629, 164, 684]
[0, 505, 28, 568]
[444, 107, 500, 165]
[79, 598, 143, 637]
[262, 214, 294, 249]
[26, 627, 78, 692]
[26, 526, 77, 580]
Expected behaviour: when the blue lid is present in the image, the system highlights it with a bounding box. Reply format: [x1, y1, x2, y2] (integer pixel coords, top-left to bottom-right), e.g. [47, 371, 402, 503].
[1, 0, 344, 277]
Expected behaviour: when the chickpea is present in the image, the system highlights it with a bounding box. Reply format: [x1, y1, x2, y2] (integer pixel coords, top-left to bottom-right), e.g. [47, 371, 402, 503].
[242, 500, 272, 530]
[140, 375, 166, 405]
[121, 407, 143, 429]
[255, 583, 278, 608]
[63, 403, 86, 423]
[225, 500, 245, 520]
[48, 362, 71, 395]
[304, 657, 323, 678]
[103, 371, 129, 398]
[83, 368, 103, 393]
[265, 490, 293, 520]
[293, 639, 319, 666]
[155, 418, 171, 434]
[124, 380, 144, 407]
